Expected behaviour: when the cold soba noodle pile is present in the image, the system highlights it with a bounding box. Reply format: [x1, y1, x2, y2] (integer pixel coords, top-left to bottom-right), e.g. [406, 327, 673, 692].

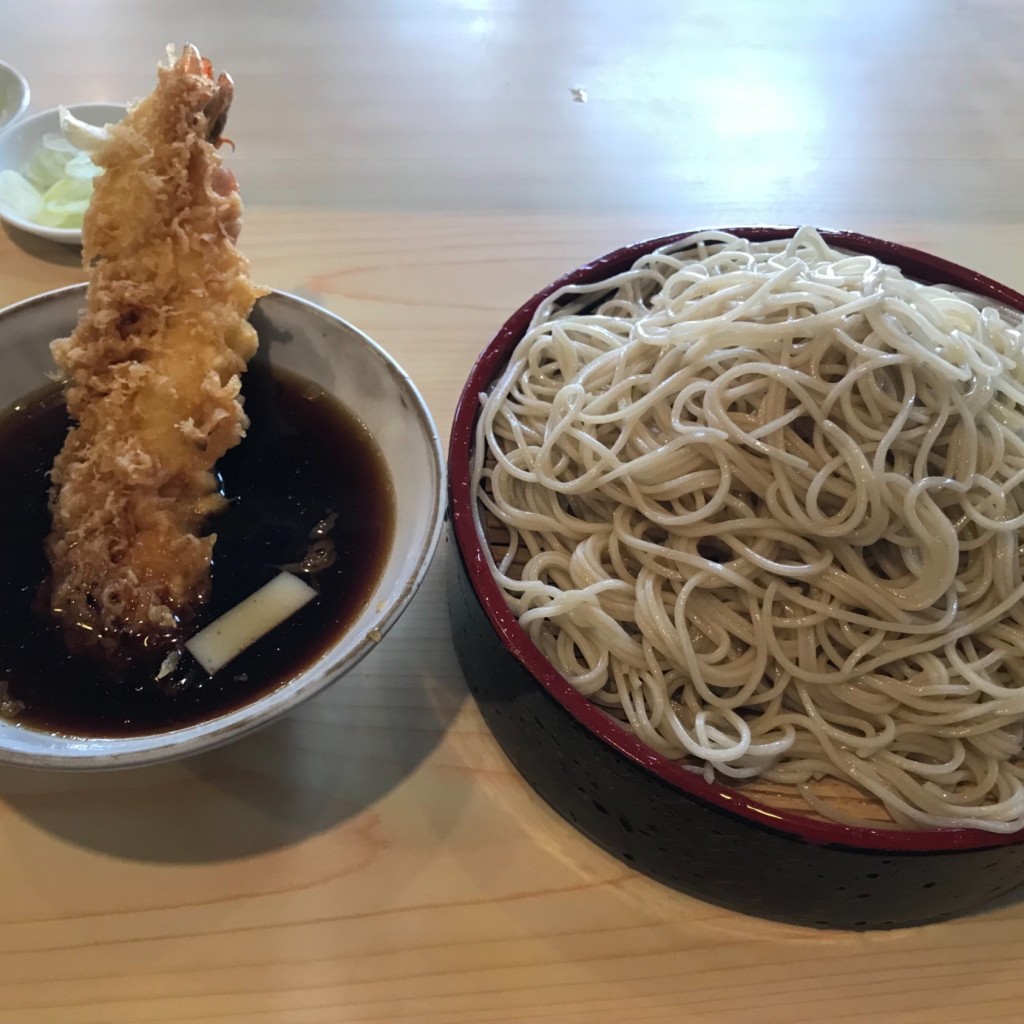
[473, 227, 1024, 833]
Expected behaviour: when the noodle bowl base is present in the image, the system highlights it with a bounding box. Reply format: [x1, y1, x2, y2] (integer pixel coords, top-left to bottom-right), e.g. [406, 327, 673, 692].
[448, 227, 1024, 929]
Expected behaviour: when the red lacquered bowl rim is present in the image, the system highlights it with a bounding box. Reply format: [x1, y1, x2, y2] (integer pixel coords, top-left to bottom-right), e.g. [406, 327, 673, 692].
[449, 226, 1024, 852]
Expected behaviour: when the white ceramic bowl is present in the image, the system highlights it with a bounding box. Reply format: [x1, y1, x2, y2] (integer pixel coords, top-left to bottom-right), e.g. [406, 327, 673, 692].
[0, 102, 127, 244]
[0, 60, 29, 131]
[0, 285, 445, 768]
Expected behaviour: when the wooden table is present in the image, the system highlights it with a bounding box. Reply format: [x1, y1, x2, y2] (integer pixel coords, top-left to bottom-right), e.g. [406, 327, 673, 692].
[2, 3, 1023, 1020]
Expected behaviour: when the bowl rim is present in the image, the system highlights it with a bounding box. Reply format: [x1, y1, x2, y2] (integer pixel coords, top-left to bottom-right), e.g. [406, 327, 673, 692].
[0, 101, 129, 244]
[448, 225, 1024, 853]
[0, 60, 30, 130]
[0, 283, 447, 769]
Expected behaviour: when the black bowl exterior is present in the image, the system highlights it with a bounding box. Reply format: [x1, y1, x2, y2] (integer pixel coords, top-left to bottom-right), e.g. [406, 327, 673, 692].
[447, 226, 1024, 929]
[449, 541, 1024, 929]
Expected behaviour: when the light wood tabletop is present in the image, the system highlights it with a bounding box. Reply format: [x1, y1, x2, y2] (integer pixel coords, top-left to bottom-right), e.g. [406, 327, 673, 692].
[2, 2, 1024, 1021]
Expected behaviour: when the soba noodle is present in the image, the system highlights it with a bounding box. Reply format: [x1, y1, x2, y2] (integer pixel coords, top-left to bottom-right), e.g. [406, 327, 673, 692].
[472, 227, 1024, 832]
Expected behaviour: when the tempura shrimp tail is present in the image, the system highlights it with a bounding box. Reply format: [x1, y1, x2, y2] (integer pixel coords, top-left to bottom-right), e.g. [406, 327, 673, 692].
[45, 44, 267, 665]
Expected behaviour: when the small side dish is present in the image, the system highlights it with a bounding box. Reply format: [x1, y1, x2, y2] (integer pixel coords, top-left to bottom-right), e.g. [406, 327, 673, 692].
[0, 59, 29, 131]
[0, 102, 127, 243]
[0, 122, 103, 231]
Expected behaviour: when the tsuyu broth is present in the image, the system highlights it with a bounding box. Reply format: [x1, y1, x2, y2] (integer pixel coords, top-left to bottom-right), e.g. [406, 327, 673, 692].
[0, 362, 394, 737]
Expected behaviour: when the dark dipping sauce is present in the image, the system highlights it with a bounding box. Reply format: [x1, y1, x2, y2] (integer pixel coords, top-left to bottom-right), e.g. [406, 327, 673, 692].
[0, 362, 395, 737]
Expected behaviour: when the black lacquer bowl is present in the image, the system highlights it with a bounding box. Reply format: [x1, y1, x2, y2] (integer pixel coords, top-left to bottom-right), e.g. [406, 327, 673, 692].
[447, 227, 1024, 930]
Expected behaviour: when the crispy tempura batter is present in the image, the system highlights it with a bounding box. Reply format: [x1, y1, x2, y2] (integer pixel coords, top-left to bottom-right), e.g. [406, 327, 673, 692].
[45, 45, 266, 664]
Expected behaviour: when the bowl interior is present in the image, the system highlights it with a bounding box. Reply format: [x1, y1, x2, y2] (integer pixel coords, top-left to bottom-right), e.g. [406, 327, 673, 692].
[0, 102, 127, 244]
[0, 286, 445, 767]
[448, 225, 1024, 853]
[0, 61, 29, 131]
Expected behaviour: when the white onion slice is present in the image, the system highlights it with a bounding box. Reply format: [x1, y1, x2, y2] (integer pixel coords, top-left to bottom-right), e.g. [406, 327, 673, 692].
[0, 117, 106, 230]
[58, 106, 111, 153]
[0, 169, 44, 219]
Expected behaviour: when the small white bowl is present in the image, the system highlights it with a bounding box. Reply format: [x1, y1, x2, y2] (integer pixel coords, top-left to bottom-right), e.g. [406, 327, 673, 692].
[0, 286, 446, 769]
[0, 101, 127, 245]
[0, 60, 29, 131]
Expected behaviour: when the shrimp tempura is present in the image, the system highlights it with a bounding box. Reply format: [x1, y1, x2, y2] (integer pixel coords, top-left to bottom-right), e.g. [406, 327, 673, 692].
[45, 44, 266, 665]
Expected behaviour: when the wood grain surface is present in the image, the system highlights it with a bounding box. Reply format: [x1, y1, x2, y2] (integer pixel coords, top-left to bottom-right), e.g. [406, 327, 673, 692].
[1, 2, 1024, 1021]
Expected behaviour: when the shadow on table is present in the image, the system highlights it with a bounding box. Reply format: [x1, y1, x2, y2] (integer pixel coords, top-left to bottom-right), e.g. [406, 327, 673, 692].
[2, 221, 82, 265]
[963, 881, 1024, 921]
[0, 554, 468, 863]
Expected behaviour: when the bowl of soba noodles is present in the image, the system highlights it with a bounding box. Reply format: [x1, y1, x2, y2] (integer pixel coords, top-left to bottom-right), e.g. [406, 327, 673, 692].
[447, 226, 1024, 930]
